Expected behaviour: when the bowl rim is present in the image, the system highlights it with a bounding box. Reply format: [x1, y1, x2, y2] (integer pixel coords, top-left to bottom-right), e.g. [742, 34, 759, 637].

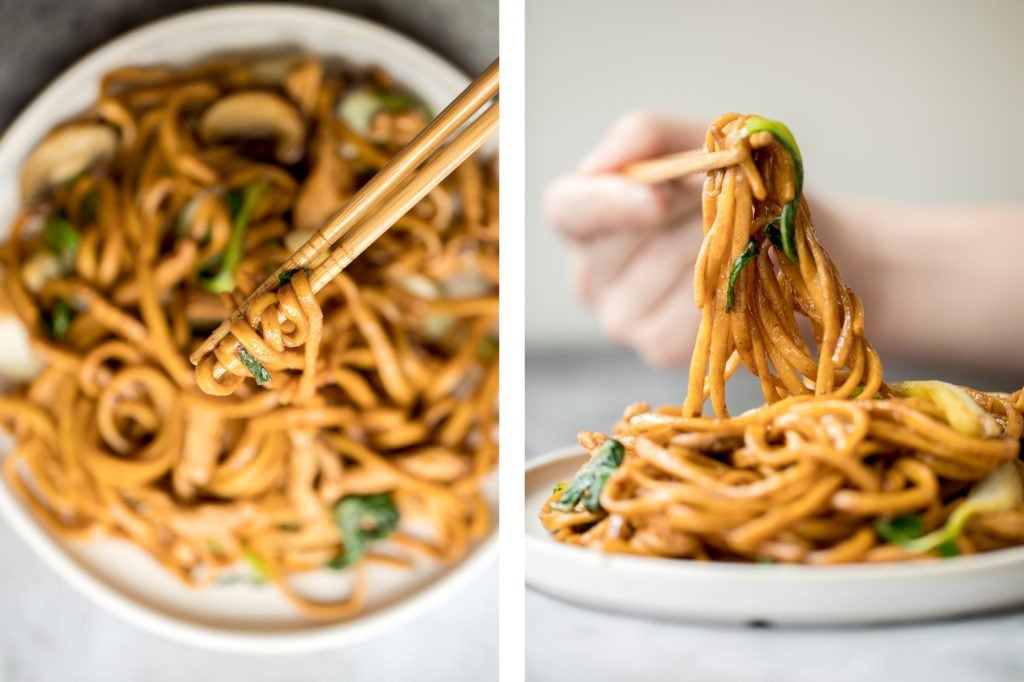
[0, 2, 496, 654]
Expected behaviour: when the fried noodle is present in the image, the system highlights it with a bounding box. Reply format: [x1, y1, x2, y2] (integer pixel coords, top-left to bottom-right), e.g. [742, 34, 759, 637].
[0, 55, 498, 619]
[541, 113, 1023, 564]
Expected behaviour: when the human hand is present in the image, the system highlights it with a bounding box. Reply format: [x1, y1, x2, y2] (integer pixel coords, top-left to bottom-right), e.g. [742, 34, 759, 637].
[542, 112, 708, 367]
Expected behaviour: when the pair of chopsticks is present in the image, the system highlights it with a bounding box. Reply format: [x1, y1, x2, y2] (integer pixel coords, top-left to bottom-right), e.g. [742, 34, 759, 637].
[189, 58, 499, 368]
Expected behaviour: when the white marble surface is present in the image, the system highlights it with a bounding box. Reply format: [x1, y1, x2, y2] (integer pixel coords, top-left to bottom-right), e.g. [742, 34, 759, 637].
[526, 348, 1024, 682]
[0, 1, 496, 680]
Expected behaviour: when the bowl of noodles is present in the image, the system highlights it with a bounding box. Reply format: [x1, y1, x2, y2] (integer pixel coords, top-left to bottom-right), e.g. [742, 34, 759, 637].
[0, 5, 497, 652]
[526, 113, 1024, 625]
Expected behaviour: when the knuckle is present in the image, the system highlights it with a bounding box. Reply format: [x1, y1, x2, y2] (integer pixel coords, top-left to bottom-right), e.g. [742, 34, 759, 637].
[611, 110, 661, 153]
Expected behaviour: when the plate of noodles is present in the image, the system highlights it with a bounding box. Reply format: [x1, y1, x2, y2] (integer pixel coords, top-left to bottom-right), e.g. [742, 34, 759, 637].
[0, 5, 497, 652]
[526, 113, 1024, 626]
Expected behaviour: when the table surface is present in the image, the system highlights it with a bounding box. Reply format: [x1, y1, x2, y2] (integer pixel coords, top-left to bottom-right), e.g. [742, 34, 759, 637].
[0, 1, 496, 681]
[526, 347, 1024, 682]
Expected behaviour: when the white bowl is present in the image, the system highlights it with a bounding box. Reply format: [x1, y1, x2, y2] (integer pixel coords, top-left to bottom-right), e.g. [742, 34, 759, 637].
[526, 446, 1024, 625]
[0, 4, 496, 654]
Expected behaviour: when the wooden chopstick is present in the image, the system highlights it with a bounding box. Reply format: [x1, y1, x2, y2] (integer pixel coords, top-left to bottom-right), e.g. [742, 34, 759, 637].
[189, 58, 499, 367]
[623, 147, 743, 184]
[309, 102, 498, 292]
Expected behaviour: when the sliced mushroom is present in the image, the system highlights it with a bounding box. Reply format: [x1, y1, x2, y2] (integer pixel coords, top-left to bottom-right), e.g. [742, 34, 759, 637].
[395, 273, 441, 300]
[20, 122, 118, 205]
[20, 251, 64, 293]
[247, 55, 301, 85]
[440, 266, 493, 299]
[293, 123, 345, 233]
[0, 315, 44, 382]
[197, 91, 306, 164]
[284, 59, 323, 117]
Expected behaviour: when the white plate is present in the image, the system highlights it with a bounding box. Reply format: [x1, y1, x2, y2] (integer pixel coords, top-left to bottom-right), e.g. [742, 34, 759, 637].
[526, 446, 1024, 625]
[0, 4, 496, 654]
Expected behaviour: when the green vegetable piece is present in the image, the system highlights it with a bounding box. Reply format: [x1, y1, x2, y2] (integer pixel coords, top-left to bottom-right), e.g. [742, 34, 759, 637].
[201, 183, 265, 293]
[850, 386, 883, 399]
[477, 337, 499, 363]
[329, 493, 400, 569]
[874, 514, 925, 544]
[338, 89, 381, 135]
[339, 87, 432, 136]
[243, 548, 269, 582]
[903, 461, 1023, 554]
[726, 238, 759, 311]
[81, 189, 100, 222]
[764, 217, 783, 251]
[551, 439, 626, 513]
[740, 116, 803, 262]
[277, 267, 311, 284]
[552, 482, 566, 495]
[238, 347, 271, 385]
[48, 298, 73, 339]
[42, 214, 80, 262]
[891, 380, 999, 438]
[779, 202, 798, 262]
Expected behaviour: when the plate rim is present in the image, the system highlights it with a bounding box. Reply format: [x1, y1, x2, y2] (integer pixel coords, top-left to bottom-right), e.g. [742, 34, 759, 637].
[526, 445, 1024, 583]
[0, 2, 496, 654]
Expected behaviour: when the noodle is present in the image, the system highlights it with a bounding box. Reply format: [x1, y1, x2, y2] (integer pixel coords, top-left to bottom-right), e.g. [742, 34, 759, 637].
[0, 55, 498, 619]
[541, 113, 1023, 564]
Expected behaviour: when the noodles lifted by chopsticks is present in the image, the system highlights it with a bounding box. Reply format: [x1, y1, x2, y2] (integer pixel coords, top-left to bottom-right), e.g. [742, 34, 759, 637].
[0, 55, 498, 619]
[541, 113, 1024, 564]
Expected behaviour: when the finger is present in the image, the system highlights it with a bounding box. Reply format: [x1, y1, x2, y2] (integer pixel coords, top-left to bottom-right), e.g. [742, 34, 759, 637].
[626, 270, 702, 369]
[568, 229, 649, 305]
[596, 223, 701, 345]
[579, 112, 707, 173]
[543, 173, 701, 241]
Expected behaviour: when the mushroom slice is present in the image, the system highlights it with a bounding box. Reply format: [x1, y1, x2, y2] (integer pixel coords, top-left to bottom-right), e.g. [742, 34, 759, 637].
[198, 91, 306, 164]
[20, 251, 64, 293]
[247, 55, 300, 85]
[284, 59, 323, 117]
[20, 122, 118, 205]
[293, 123, 345, 233]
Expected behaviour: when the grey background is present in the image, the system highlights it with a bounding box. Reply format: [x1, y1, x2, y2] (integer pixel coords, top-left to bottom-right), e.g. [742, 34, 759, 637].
[526, 0, 1024, 348]
[0, 2, 497, 681]
[526, 1, 1024, 680]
